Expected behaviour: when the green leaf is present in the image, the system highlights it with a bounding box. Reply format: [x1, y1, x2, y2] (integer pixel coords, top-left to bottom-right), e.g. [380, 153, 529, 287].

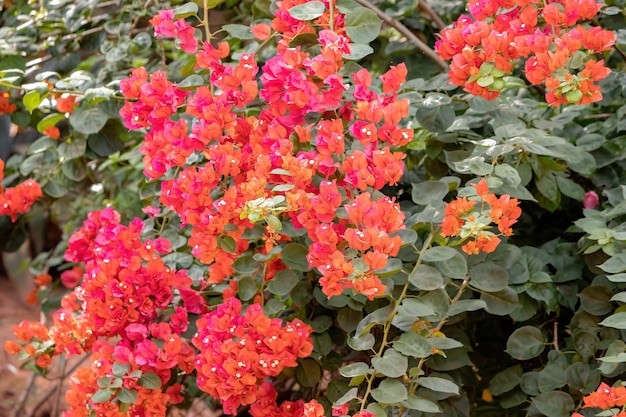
[371, 348, 408, 378]
[91, 389, 114, 403]
[23, 90, 46, 113]
[343, 43, 374, 60]
[340, 362, 370, 378]
[488, 365, 522, 396]
[418, 376, 459, 396]
[173, 2, 199, 18]
[334, 387, 358, 406]
[232, 255, 259, 274]
[280, 243, 309, 271]
[348, 333, 375, 351]
[61, 159, 87, 182]
[288, 1, 325, 20]
[296, 358, 322, 387]
[36, 113, 66, 133]
[87, 121, 126, 157]
[531, 391, 574, 417]
[411, 181, 449, 205]
[336, 0, 360, 13]
[480, 287, 519, 315]
[434, 252, 467, 279]
[58, 137, 87, 160]
[538, 362, 567, 392]
[555, 175, 585, 200]
[112, 362, 130, 377]
[70, 106, 109, 134]
[565, 363, 601, 394]
[505, 325, 545, 360]
[337, 308, 362, 333]
[393, 333, 432, 358]
[448, 299, 487, 316]
[238, 276, 258, 301]
[97, 377, 112, 388]
[267, 270, 299, 296]
[219, 236, 237, 253]
[578, 285, 613, 316]
[422, 246, 457, 262]
[469, 262, 509, 292]
[408, 264, 444, 291]
[599, 312, 626, 329]
[416, 94, 455, 133]
[222, 24, 256, 39]
[178, 74, 205, 90]
[402, 394, 441, 413]
[599, 253, 626, 273]
[344, 7, 383, 44]
[116, 387, 138, 404]
[371, 378, 408, 403]
[137, 372, 162, 390]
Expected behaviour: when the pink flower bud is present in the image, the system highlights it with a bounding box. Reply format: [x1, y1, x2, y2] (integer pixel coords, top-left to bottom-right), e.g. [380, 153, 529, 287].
[583, 191, 599, 209]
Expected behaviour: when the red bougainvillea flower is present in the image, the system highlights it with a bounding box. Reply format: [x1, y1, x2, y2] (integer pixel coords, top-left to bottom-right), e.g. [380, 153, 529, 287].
[0, 91, 16, 114]
[56, 94, 76, 113]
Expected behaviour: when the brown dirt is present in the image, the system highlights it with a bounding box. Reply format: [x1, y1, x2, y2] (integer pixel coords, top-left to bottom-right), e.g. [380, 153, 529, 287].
[0, 276, 53, 417]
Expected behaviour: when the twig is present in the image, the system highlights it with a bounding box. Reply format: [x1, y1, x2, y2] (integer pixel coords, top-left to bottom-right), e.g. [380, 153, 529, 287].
[50, 355, 67, 417]
[553, 321, 560, 353]
[12, 372, 37, 417]
[25, 354, 91, 417]
[613, 44, 626, 63]
[352, 0, 448, 71]
[418, 0, 446, 31]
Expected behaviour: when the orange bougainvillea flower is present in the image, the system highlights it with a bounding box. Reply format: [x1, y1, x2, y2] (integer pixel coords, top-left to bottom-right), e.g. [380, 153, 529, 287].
[35, 353, 52, 368]
[56, 94, 76, 114]
[34, 273, 52, 287]
[43, 125, 60, 139]
[251, 23, 272, 41]
[4, 340, 22, 354]
[583, 382, 626, 409]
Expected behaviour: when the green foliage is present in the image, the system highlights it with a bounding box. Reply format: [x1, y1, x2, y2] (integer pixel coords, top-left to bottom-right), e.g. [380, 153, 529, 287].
[3, 0, 626, 416]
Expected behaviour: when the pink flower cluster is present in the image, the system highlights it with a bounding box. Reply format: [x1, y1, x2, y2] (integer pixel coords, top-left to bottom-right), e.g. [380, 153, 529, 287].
[191, 298, 314, 414]
[435, 0, 615, 104]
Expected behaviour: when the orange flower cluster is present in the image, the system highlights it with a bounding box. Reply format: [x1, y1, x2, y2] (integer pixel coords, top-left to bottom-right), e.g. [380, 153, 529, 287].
[0, 159, 43, 222]
[572, 382, 626, 417]
[441, 178, 521, 255]
[192, 298, 313, 414]
[435, 0, 615, 104]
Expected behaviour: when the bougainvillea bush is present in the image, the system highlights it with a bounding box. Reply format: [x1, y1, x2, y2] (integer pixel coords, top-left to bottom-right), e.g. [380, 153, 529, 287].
[3, 0, 626, 416]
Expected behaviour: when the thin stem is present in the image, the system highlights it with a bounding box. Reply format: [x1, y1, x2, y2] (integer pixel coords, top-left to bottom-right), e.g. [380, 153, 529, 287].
[418, 0, 446, 31]
[352, 0, 448, 71]
[12, 372, 36, 417]
[25, 353, 91, 417]
[329, 0, 335, 32]
[359, 230, 436, 411]
[202, 0, 212, 41]
[50, 355, 67, 417]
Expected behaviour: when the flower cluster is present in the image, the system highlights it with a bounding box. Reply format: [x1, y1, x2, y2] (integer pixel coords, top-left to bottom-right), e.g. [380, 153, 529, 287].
[0, 90, 16, 114]
[0, 159, 43, 222]
[572, 382, 626, 417]
[119, 0, 413, 303]
[149, 10, 199, 53]
[441, 178, 521, 254]
[252, 383, 325, 417]
[192, 298, 313, 414]
[435, 0, 615, 104]
[8, 208, 204, 416]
